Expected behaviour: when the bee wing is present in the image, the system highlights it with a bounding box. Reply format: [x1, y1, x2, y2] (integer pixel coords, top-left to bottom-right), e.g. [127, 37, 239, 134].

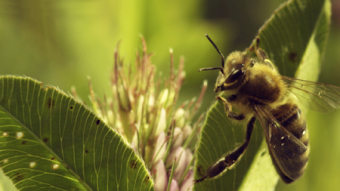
[254, 105, 308, 181]
[281, 76, 340, 112]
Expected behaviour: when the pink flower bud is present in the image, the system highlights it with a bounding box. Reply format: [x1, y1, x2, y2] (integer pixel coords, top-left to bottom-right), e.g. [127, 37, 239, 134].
[169, 179, 179, 191]
[155, 108, 167, 136]
[154, 160, 167, 191]
[182, 125, 192, 141]
[185, 148, 193, 166]
[166, 147, 187, 182]
[174, 108, 186, 128]
[152, 132, 167, 164]
[180, 170, 193, 191]
[172, 127, 183, 148]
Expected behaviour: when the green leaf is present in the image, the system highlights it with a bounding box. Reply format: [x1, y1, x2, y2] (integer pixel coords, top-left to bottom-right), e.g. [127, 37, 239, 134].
[0, 76, 154, 191]
[256, 0, 331, 80]
[194, 0, 331, 190]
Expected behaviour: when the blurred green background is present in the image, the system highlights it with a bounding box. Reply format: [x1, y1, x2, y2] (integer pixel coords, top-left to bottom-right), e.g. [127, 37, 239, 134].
[1, 0, 340, 190]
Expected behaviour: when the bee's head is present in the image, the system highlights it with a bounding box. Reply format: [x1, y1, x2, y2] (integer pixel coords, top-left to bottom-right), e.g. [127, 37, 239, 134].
[199, 35, 256, 93]
[213, 51, 252, 93]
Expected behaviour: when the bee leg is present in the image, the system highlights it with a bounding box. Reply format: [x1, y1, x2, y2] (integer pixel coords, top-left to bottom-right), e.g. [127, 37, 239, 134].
[224, 116, 256, 166]
[216, 95, 244, 120]
[254, 37, 268, 61]
[254, 37, 275, 69]
[194, 158, 227, 183]
[194, 116, 256, 183]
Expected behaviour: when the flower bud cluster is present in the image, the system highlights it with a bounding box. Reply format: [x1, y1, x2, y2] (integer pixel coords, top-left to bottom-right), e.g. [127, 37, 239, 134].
[84, 37, 207, 191]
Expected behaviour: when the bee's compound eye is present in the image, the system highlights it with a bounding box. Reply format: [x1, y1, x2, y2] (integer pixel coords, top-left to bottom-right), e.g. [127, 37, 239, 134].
[226, 69, 244, 83]
[250, 60, 256, 67]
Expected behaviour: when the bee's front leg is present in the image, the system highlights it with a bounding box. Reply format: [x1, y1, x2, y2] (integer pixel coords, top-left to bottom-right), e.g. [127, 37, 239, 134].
[216, 95, 244, 120]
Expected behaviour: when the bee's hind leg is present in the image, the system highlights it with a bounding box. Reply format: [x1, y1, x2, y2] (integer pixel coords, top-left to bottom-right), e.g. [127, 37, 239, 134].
[194, 116, 256, 183]
[216, 95, 244, 120]
[222, 116, 256, 169]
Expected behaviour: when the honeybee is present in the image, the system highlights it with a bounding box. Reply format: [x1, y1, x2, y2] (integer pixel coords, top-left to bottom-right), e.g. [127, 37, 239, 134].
[195, 34, 340, 184]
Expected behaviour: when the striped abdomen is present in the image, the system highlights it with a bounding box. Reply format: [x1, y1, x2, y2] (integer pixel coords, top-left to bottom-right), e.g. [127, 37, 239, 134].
[268, 102, 309, 183]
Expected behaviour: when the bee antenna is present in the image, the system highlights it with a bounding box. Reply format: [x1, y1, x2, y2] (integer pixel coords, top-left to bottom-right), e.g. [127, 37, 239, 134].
[198, 67, 225, 75]
[205, 34, 225, 68]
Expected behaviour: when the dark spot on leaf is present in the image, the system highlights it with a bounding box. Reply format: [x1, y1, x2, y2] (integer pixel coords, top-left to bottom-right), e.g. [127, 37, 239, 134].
[197, 165, 205, 176]
[47, 98, 55, 108]
[96, 119, 100, 126]
[261, 150, 266, 157]
[13, 172, 24, 182]
[288, 52, 298, 63]
[130, 159, 137, 169]
[51, 157, 55, 160]
[70, 105, 74, 110]
[21, 141, 27, 145]
[144, 175, 150, 183]
[85, 149, 89, 154]
[43, 137, 49, 143]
